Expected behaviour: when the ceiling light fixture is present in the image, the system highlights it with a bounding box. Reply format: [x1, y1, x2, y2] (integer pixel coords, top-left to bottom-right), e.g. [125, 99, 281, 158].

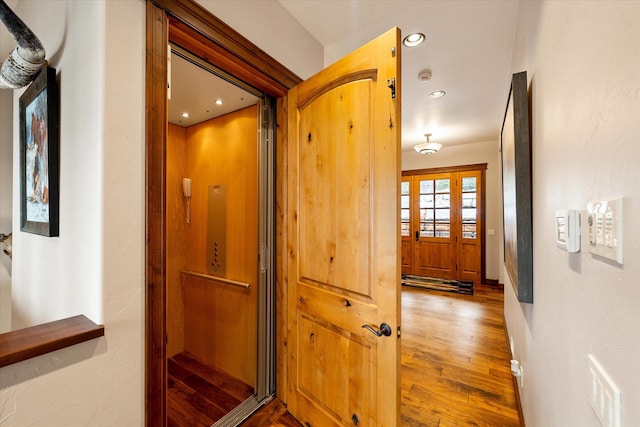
[414, 133, 442, 155]
[403, 32, 425, 47]
[417, 69, 432, 81]
[429, 90, 446, 98]
[215, 99, 223, 105]
[181, 112, 189, 118]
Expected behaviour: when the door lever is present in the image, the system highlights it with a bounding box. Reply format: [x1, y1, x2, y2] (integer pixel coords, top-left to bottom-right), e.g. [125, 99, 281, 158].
[415, 230, 419, 242]
[362, 323, 392, 337]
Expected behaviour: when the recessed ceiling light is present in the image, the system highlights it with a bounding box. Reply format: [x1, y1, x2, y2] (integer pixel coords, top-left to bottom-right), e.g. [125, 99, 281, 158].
[429, 90, 446, 98]
[181, 112, 190, 118]
[403, 33, 425, 47]
[215, 99, 223, 105]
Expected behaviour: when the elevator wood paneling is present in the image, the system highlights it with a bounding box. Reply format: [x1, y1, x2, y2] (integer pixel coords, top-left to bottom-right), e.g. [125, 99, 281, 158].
[167, 124, 187, 358]
[182, 105, 259, 387]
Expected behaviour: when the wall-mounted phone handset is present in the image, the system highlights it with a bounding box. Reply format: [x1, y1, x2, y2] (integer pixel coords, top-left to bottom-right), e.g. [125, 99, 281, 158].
[183, 178, 192, 224]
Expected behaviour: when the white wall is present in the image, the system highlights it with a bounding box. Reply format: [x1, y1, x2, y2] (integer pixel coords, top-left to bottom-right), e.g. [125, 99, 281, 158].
[195, 0, 324, 80]
[0, 0, 16, 334]
[0, 90, 11, 333]
[403, 140, 502, 281]
[502, 1, 640, 426]
[10, 0, 102, 330]
[0, 0, 145, 425]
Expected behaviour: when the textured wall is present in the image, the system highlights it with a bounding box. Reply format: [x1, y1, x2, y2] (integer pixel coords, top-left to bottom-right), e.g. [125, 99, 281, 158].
[0, 90, 11, 333]
[503, 1, 640, 425]
[0, 1, 145, 425]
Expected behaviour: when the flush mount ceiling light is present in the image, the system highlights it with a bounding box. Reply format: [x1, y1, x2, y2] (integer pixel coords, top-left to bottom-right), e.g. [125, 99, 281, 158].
[414, 133, 442, 155]
[429, 90, 446, 98]
[215, 99, 223, 105]
[417, 69, 432, 81]
[181, 112, 190, 118]
[403, 32, 425, 47]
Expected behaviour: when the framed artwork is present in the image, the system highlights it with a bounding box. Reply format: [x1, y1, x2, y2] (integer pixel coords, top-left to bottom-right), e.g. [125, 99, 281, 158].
[500, 71, 533, 303]
[19, 66, 59, 237]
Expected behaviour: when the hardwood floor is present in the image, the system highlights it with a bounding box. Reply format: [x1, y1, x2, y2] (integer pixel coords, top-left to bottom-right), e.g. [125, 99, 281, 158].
[401, 284, 521, 426]
[167, 352, 254, 427]
[175, 285, 521, 426]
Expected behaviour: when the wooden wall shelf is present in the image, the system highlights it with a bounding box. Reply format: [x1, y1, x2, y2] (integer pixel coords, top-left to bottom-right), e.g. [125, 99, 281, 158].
[0, 314, 104, 367]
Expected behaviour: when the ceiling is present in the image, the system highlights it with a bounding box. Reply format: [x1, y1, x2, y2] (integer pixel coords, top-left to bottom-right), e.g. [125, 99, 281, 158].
[278, 0, 520, 151]
[173, 0, 520, 152]
[168, 50, 260, 127]
[2, 0, 521, 152]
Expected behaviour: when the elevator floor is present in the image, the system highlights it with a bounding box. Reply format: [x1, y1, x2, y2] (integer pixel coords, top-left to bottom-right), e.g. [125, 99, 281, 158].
[167, 352, 254, 426]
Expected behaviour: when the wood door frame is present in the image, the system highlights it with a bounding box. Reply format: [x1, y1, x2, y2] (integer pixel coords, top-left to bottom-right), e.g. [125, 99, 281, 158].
[402, 163, 487, 283]
[145, 1, 301, 425]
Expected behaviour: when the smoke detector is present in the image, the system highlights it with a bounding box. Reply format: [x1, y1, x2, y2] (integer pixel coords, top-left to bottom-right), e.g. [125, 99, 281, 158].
[417, 69, 432, 81]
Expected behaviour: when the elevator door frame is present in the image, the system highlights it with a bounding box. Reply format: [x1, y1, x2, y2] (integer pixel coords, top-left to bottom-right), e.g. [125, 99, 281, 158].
[146, 1, 302, 425]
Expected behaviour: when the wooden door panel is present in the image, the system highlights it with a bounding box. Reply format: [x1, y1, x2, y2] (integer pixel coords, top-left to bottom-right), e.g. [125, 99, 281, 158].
[459, 241, 479, 278]
[415, 241, 455, 276]
[288, 27, 401, 426]
[297, 314, 374, 426]
[299, 81, 371, 296]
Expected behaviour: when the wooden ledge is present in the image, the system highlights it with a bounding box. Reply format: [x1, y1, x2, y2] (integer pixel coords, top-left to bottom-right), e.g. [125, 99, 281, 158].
[0, 315, 104, 367]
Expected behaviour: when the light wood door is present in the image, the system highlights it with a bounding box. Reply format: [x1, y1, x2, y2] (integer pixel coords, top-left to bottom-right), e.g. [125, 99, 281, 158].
[402, 166, 484, 283]
[287, 28, 401, 426]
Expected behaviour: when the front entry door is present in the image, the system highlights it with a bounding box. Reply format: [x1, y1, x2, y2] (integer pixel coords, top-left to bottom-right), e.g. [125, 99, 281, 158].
[402, 167, 485, 283]
[287, 28, 401, 426]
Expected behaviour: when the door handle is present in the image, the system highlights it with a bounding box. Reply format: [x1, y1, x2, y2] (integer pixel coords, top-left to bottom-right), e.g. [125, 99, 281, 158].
[362, 323, 392, 337]
[415, 230, 419, 242]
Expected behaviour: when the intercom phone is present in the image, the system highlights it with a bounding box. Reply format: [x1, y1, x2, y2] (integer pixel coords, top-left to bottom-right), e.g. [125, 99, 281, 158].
[183, 178, 192, 223]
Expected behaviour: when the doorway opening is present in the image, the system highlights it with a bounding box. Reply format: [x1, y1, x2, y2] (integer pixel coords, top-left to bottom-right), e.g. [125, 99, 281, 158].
[401, 164, 487, 284]
[145, 3, 300, 425]
[165, 46, 275, 425]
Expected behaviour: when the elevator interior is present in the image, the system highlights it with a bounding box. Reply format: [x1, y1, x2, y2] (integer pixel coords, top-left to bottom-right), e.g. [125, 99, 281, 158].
[165, 47, 275, 426]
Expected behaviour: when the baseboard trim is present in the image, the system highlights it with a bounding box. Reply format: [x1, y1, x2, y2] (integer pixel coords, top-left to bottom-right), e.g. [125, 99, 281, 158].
[485, 278, 503, 289]
[503, 315, 526, 427]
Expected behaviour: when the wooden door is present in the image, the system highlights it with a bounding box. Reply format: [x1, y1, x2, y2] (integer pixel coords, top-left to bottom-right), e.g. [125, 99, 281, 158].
[402, 166, 485, 283]
[412, 173, 458, 279]
[287, 28, 401, 426]
[456, 169, 483, 283]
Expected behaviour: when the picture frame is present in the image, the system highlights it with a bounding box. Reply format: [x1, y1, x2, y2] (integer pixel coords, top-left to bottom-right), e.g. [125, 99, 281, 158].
[500, 71, 533, 303]
[19, 66, 59, 237]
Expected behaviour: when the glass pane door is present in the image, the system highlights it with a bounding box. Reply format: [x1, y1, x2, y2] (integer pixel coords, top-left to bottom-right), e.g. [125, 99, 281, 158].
[419, 178, 450, 238]
[461, 176, 477, 239]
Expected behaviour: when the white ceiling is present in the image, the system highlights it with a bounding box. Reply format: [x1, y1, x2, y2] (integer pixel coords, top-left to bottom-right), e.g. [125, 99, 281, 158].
[168, 51, 260, 127]
[179, 0, 520, 150]
[277, 0, 520, 150]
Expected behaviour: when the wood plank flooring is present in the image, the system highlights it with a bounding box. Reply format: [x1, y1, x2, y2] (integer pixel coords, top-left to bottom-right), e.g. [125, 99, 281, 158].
[167, 352, 254, 427]
[400, 284, 521, 426]
[173, 285, 521, 426]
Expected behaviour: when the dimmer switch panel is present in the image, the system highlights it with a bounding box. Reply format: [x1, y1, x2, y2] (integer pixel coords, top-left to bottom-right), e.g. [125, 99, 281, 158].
[587, 198, 623, 264]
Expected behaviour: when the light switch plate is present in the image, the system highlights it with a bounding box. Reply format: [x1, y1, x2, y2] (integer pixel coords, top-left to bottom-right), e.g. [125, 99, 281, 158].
[587, 198, 623, 264]
[588, 354, 621, 427]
